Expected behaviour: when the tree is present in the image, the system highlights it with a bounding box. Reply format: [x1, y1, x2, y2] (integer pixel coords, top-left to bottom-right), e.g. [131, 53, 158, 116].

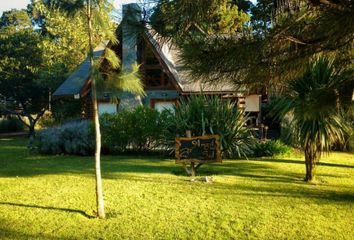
[150, 0, 250, 39]
[29, 1, 91, 120]
[31, 1, 90, 90]
[0, 9, 46, 146]
[152, 0, 353, 96]
[0, 9, 32, 28]
[273, 58, 349, 181]
[47, 0, 144, 219]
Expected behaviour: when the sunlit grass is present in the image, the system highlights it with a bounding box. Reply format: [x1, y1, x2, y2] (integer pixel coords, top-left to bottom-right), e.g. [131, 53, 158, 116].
[0, 137, 353, 239]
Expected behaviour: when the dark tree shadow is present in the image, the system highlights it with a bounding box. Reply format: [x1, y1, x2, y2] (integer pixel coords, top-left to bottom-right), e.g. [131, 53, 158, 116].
[251, 158, 354, 169]
[0, 202, 93, 219]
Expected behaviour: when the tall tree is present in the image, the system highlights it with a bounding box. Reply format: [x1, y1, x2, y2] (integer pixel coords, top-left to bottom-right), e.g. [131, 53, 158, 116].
[31, 1, 90, 89]
[151, 0, 353, 95]
[150, 0, 250, 38]
[47, 0, 144, 219]
[0, 9, 46, 146]
[30, 1, 91, 118]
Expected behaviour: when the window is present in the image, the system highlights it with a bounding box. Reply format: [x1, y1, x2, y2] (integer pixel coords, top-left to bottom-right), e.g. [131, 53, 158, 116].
[151, 99, 177, 113]
[98, 103, 118, 115]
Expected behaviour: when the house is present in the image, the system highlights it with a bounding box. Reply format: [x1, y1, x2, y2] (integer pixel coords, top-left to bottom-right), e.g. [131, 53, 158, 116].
[53, 4, 262, 123]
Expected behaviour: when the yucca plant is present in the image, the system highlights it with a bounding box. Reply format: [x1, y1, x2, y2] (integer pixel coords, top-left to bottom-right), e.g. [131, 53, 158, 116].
[167, 95, 255, 158]
[273, 57, 350, 182]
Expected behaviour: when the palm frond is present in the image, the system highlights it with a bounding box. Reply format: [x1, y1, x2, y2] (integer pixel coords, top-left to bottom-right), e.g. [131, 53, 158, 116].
[273, 57, 350, 155]
[104, 48, 120, 69]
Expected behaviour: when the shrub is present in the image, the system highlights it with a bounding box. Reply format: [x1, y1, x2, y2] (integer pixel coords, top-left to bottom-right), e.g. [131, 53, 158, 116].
[100, 106, 167, 153]
[126, 106, 161, 151]
[100, 112, 130, 152]
[36, 127, 63, 154]
[36, 120, 94, 155]
[161, 95, 256, 158]
[252, 140, 293, 157]
[0, 117, 25, 133]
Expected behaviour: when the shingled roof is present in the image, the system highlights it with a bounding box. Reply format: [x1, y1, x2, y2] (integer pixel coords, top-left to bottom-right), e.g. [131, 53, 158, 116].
[52, 41, 108, 98]
[144, 28, 235, 93]
[53, 27, 237, 98]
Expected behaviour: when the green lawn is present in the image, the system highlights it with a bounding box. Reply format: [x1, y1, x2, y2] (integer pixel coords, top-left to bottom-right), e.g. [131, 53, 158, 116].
[0, 137, 353, 240]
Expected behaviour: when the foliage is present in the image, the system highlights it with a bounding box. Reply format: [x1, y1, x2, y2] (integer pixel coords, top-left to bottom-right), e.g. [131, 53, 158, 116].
[47, 0, 145, 219]
[252, 140, 293, 157]
[124, 106, 162, 151]
[272, 57, 350, 181]
[343, 103, 354, 152]
[250, 0, 274, 36]
[36, 120, 94, 155]
[156, 0, 354, 96]
[162, 95, 255, 158]
[1, 137, 354, 239]
[0, 9, 47, 143]
[97, 63, 145, 100]
[51, 99, 83, 124]
[100, 113, 130, 153]
[31, 1, 91, 90]
[37, 111, 57, 129]
[100, 106, 167, 153]
[0, 117, 25, 133]
[150, 0, 250, 39]
[0, 9, 32, 29]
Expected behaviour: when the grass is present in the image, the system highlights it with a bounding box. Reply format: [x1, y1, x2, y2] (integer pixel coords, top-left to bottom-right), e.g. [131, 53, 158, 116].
[0, 137, 353, 240]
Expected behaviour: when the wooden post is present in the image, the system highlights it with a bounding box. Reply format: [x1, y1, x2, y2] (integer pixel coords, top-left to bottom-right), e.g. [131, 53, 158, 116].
[186, 130, 191, 138]
[185, 130, 195, 178]
[190, 162, 196, 177]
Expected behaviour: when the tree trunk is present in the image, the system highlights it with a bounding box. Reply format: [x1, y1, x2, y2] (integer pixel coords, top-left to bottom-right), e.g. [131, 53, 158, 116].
[87, 0, 105, 219]
[190, 162, 196, 177]
[305, 156, 313, 181]
[304, 145, 317, 182]
[27, 122, 36, 149]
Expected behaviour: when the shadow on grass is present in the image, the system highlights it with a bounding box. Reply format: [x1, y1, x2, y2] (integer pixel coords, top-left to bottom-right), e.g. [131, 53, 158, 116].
[0, 152, 346, 184]
[251, 158, 354, 169]
[211, 182, 354, 203]
[0, 202, 93, 219]
[0, 227, 69, 240]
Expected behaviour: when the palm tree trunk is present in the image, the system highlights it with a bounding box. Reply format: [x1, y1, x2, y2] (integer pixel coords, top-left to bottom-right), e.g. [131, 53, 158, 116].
[304, 145, 316, 182]
[87, 0, 105, 219]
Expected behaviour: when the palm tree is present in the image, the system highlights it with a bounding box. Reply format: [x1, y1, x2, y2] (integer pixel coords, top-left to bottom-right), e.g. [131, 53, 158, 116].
[274, 57, 349, 182]
[45, 0, 144, 218]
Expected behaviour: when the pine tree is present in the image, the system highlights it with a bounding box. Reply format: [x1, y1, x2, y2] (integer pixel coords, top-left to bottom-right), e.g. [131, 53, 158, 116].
[46, 0, 144, 219]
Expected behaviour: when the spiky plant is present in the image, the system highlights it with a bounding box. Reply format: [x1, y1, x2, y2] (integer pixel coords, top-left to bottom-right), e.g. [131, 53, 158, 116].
[168, 95, 255, 158]
[273, 57, 349, 182]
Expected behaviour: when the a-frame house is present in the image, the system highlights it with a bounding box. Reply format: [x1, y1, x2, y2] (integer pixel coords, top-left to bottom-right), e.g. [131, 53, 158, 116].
[53, 4, 262, 123]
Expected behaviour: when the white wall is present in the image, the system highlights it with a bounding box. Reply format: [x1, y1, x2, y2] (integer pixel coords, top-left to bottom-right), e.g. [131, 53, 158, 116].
[245, 94, 261, 112]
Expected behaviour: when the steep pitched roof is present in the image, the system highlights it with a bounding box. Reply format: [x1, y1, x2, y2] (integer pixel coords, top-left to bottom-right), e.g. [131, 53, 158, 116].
[52, 41, 108, 98]
[144, 28, 236, 93]
[53, 27, 237, 97]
